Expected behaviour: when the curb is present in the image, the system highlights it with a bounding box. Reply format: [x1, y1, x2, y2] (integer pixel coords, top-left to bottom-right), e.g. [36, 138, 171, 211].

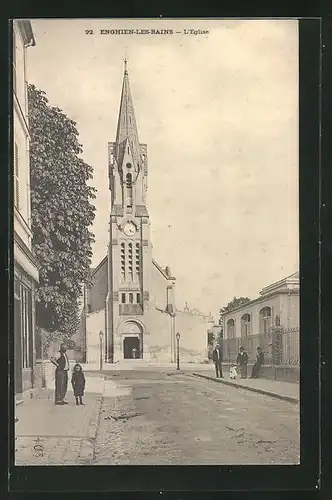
[78, 393, 103, 465]
[192, 373, 299, 404]
[87, 394, 103, 439]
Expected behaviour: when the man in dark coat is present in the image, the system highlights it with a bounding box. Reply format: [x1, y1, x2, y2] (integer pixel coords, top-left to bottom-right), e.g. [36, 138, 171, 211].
[250, 347, 264, 378]
[51, 343, 70, 405]
[212, 343, 224, 378]
[236, 346, 248, 379]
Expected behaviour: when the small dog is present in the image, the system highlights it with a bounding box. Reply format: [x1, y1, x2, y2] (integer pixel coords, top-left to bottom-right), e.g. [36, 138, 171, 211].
[229, 364, 238, 380]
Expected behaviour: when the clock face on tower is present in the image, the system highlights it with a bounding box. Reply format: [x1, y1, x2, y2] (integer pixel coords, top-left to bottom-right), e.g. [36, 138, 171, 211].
[123, 222, 136, 236]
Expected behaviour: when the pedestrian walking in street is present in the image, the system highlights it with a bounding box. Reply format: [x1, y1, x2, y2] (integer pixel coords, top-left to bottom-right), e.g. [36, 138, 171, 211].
[71, 364, 86, 405]
[212, 342, 224, 378]
[50, 343, 70, 405]
[229, 363, 238, 380]
[250, 347, 264, 379]
[236, 346, 248, 379]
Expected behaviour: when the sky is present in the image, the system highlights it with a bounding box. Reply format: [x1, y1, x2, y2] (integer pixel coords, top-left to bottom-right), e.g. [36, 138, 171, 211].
[27, 19, 299, 320]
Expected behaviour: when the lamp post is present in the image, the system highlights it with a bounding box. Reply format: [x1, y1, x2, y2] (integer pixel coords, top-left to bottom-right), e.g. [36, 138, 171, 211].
[176, 332, 180, 370]
[99, 331, 104, 372]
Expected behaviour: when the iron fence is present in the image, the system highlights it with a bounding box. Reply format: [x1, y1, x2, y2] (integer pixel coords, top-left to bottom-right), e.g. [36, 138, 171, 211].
[280, 328, 300, 365]
[221, 327, 299, 366]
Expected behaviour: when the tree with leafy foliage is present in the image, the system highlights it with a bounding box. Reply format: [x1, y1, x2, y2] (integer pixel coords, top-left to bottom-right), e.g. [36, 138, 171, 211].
[28, 84, 96, 353]
[219, 296, 251, 322]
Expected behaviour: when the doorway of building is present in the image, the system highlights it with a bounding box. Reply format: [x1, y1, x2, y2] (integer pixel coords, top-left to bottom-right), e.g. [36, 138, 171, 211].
[123, 336, 140, 359]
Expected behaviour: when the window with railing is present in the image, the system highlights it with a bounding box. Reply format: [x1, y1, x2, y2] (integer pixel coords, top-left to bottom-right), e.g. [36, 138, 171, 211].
[241, 313, 251, 337]
[226, 319, 236, 339]
[13, 29, 17, 94]
[259, 306, 272, 334]
[14, 142, 20, 209]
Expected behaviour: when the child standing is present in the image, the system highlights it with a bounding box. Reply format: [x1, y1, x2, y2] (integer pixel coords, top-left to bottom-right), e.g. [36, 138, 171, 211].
[71, 364, 86, 405]
[229, 363, 237, 380]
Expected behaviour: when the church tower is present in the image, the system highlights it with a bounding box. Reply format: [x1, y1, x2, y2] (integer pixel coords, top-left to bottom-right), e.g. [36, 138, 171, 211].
[85, 62, 210, 366]
[106, 61, 151, 362]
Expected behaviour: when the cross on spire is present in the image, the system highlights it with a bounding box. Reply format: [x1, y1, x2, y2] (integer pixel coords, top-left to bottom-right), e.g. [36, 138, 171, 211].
[124, 57, 128, 74]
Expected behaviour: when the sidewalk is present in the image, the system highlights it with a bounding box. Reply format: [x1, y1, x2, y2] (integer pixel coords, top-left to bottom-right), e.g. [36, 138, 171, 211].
[192, 368, 299, 404]
[81, 361, 213, 372]
[15, 375, 104, 465]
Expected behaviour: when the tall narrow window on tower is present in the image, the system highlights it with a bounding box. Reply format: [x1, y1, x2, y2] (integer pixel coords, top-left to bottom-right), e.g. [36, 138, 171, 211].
[126, 173, 133, 208]
[128, 242, 133, 281]
[135, 243, 140, 277]
[120, 243, 125, 282]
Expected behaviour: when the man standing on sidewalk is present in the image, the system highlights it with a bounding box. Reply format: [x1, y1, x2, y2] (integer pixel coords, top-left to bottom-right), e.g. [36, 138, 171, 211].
[236, 346, 248, 379]
[51, 344, 70, 405]
[250, 346, 264, 378]
[212, 343, 224, 378]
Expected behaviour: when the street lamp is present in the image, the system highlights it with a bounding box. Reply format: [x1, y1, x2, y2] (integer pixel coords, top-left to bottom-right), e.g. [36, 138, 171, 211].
[99, 331, 104, 371]
[176, 332, 180, 370]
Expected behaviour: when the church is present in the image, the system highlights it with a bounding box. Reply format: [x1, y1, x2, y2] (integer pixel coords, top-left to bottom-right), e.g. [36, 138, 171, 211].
[84, 62, 214, 365]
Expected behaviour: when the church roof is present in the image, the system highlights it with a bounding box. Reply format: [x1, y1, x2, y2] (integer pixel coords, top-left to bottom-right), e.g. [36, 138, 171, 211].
[152, 259, 176, 280]
[90, 255, 107, 277]
[115, 60, 140, 167]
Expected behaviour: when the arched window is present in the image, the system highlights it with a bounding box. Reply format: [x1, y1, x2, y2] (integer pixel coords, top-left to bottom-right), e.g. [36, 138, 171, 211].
[241, 313, 251, 337]
[226, 319, 235, 339]
[126, 173, 133, 208]
[259, 306, 272, 334]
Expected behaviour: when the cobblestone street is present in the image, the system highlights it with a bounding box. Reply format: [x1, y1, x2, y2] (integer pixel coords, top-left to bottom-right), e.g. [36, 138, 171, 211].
[15, 369, 300, 466]
[94, 370, 300, 465]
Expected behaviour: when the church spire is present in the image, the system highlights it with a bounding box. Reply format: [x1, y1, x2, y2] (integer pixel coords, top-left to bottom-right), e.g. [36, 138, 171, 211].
[115, 60, 140, 167]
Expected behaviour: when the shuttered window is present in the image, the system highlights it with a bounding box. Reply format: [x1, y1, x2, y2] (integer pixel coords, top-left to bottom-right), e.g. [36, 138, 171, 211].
[21, 283, 33, 369]
[14, 142, 20, 209]
[13, 29, 17, 93]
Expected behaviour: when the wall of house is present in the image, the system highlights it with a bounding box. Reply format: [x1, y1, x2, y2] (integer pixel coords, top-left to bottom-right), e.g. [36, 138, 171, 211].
[13, 23, 32, 247]
[13, 113, 31, 247]
[150, 264, 168, 311]
[175, 311, 211, 362]
[13, 23, 27, 115]
[13, 21, 40, 398]
[86, 309, 105, 364]
[279, 293, 300, 329]
[223, 295, 281, 338]
[223, 292, 300, 339]
[88, 259, 108, 312]
[145, 306, 172, 362]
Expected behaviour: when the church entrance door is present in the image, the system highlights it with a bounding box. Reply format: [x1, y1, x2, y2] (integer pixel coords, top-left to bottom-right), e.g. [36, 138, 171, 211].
[123, 336, 140, 359]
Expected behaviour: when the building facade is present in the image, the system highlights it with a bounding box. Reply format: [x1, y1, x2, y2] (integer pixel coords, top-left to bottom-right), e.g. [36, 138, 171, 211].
[221, 272, 300, 370]
[85, 63, 212, 364]
[13, 20, 40, 399]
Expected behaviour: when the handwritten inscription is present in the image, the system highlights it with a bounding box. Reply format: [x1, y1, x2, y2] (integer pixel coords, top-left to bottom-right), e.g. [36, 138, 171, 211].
[33, 437, 44, 457]
[85, 29, 209, 36]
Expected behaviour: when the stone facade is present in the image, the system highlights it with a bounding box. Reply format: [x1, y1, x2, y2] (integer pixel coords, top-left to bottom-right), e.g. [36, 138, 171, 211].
[221, 272, 300, 372]
[221, 272, 300, 339]
[13, 20, 40, 399]
[85, 63, 212, 365]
